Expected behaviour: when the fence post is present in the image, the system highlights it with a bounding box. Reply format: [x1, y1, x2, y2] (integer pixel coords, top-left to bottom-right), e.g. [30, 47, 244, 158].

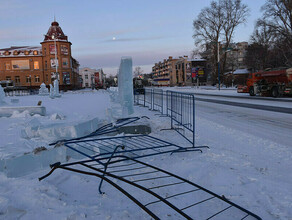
[143, 90, 146, 107]
[192, 95, 195, 147]
[171, 92, 173, 129]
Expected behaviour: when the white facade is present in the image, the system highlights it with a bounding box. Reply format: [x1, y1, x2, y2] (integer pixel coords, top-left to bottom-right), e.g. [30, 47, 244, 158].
[79, 67, 96, 88]
[79, 67, 105, 88]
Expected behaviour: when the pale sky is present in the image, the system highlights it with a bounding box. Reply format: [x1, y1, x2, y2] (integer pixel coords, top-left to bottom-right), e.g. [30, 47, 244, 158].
[0, 0, 266, 75]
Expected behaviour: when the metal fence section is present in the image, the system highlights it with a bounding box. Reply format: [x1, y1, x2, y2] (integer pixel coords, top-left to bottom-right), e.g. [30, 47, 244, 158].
[63, 135, 201, 162]
[152, 89, 163, 113]
[169, 91, 196, 147]
[134, 89, 145, 106]
[144, 88, 153, 109]
[166, 90, 172, 116]
[40, 155, 262, 220]
[134, 89, 200, 147]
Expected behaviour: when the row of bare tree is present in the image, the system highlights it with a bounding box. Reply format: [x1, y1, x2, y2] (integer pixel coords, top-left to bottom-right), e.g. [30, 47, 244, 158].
[247, 0, 292, 71]
[193, 0, 292, 83]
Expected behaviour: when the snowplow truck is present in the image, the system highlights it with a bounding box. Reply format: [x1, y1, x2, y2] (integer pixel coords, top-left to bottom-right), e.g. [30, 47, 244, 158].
[237, 68, 292, 97]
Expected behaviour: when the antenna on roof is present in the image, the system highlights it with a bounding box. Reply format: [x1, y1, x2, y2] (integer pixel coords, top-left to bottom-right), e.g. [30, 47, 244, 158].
[54, 13, 56, 22]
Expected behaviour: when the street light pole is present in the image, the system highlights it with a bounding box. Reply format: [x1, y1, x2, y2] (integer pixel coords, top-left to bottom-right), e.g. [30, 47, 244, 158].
[52, 35, 58, 81]
[217, 41, 220, 91]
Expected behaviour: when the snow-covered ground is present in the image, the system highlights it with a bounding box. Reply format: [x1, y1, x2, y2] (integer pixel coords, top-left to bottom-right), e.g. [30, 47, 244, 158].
[0, 88, 291, 219]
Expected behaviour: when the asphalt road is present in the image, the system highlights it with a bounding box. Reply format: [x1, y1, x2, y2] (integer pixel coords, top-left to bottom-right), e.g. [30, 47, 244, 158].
[194, 96, 292, 114]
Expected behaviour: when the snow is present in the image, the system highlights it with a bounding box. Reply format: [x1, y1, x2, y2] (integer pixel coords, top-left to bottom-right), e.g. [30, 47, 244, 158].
[0, 87, 291, 219]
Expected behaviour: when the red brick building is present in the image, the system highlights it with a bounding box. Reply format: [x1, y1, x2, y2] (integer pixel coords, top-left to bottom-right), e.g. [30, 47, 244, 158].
[0, 20, 80, 90]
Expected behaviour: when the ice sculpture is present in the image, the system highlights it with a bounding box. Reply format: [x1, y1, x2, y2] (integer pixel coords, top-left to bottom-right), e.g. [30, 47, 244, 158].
[118, 57, 134, 116]
[0, 85, 5, 105]
[49, 84, 54, 98]
[53, 79, 61, 97]
[49, 80, 61, 98]
[39, 83, 49, 96]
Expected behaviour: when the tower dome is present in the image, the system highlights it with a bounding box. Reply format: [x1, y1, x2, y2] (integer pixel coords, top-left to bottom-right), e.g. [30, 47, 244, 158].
[43, 20, 68, 42]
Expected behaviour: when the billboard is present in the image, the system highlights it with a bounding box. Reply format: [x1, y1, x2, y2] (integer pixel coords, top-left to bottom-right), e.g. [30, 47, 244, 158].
[63, 72, 70, 85]
[51, 72, 57, 81]
[50, 58, 58, 68]
[49, 44, 56, 54]
[192, 67, 205, 78]
[11, 60, 30, 70]
[95, 72, 103, 88]
[191, 67, 198, 78]
[61, 45, 68, 55]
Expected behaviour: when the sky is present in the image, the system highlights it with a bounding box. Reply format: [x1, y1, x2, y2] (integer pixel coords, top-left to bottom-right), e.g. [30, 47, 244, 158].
[0, 0, 266, 75]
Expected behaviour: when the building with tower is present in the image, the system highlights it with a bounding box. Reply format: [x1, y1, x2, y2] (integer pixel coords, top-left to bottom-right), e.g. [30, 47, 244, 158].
[0, 20, 80, 90]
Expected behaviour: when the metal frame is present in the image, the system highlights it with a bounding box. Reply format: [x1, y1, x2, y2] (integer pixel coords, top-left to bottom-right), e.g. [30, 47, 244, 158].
[40, 155, 262, 220]
[152, 88, 164, 113]
[144, 88, 153, 109]
[63, 134, 202, 162]
[169, 91, 197, 147]
[134, 89, 207, 148]
[50, 116, 146, 146]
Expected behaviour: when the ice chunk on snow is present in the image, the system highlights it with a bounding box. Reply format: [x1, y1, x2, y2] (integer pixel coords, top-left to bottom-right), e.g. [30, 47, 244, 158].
[21, 117, 106, 143]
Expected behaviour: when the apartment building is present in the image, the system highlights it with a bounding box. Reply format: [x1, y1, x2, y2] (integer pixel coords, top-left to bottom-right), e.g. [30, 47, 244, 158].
[152, 56, 207, 86]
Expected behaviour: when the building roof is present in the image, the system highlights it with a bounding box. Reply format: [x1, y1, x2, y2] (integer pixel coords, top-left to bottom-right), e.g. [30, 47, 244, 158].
[0, 46, 42, 57]
[43, 20, 68, 42]
[233, 68, 249, 75]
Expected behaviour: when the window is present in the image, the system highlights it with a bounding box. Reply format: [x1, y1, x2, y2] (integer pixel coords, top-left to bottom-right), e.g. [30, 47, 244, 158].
[5, 62, 11, 70]
[15, 76, 20, 84]
[34, 61, 39, 70]
[33, 50, 38, 55]
[24, 51, 29, 55]
[6, 76, 11, 81]
[85, 74, 88, 79]
[26, 76, 31, 83]
[44, 48, 47, 55]
[45, 61, 48, 70]
[62, 58, 69, 68]
[85, 83, 89, 87]
[46, 74, 48, 82]
[35, 75, 40, 83]
[13, 51, 19, 55]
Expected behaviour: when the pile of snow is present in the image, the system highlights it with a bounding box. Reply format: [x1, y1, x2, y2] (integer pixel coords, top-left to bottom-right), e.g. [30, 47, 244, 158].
[0, 88, 290, 219]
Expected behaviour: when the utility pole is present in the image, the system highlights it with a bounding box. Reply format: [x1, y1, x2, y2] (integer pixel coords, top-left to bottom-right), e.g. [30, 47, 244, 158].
[217, 41, 220, 91]
[52, 34, 58, 81]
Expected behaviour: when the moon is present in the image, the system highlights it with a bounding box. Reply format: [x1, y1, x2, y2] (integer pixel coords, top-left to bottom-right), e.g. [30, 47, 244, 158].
[112, 37, 116, 41]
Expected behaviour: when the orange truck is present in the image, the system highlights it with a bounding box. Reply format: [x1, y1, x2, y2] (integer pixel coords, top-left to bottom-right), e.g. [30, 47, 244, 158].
[237, 68, 292, 97]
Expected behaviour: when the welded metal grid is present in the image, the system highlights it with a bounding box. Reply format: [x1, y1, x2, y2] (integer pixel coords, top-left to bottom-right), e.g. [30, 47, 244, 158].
[153, 89, 164, 113]
[64, 134, 201, 161]
[144, 88, 153, 109]
[170, 91, 196, 146]
[40, 156, 261, 220]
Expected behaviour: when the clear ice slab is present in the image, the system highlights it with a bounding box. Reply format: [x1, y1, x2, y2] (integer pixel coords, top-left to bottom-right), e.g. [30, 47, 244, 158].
[118, 57, 134, 116]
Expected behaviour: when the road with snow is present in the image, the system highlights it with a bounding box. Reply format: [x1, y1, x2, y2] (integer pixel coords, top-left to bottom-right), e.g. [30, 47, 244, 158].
[194, 93, 292, 147]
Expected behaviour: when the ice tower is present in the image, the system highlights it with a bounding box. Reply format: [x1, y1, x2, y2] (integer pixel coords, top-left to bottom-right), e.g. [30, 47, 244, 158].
[118, 57, 134, 116]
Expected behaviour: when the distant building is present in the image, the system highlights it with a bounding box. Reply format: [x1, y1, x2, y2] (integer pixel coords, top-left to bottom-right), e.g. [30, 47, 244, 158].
[152, 56, 178, 86]
[225, 41, 248, 71]
[0, 20, 80, 89]
[152, 56, 207, 86]
[79, 67, 105, 89]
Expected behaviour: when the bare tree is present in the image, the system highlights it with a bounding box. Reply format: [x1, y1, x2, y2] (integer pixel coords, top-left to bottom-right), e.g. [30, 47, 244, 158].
[257, 0, 292, 66]
[133, 66, 143, 78]
[193, 1, 224, 83]
[221, 0, 249, 71]
[193, 0, 249, 83]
